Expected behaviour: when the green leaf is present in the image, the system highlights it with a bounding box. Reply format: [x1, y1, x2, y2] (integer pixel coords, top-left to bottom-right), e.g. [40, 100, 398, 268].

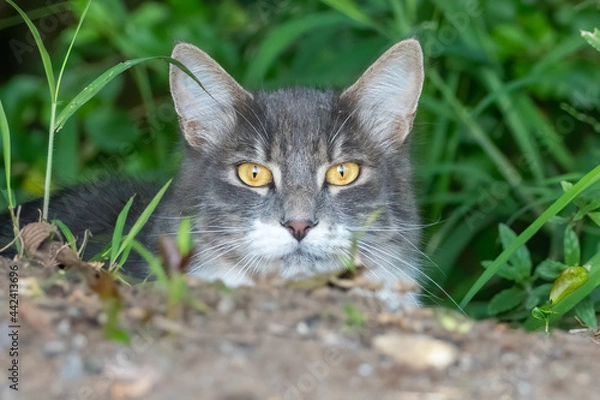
[461, 164, 600, 308]
[111, 196, 135, 265]
[581, 29, 600, 52]
[6, 0, 55, 99]
[560, 180, 573, 192]
[588, 212, 600, 227]
[52, 219, 78, 252]
[131, 240, 168, 284]
[536, 260, 567, 280]
[487, 286, 526, 315]
[573, 198, 600, 220]
[531, 307, 547, 321]
[497, 224, 532, 283]
[524, 283, 553, 310]
[116, 179, 172, 267]
[0, 100, 15, 210]
[177, 217, 193, 257]
[321, 0, 375, 27]
[343, 304, 366, 329]
[525, 253, 600, 330]
[55, 57, 204, 132]
[574, 296, 598, 328]
[549, 266, 589, 305]
[564, 226, 580, 266]
[56, 0, 92, 102]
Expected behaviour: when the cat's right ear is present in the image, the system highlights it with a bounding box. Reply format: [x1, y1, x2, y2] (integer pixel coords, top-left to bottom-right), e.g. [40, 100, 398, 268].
[170, 43, 252, 148]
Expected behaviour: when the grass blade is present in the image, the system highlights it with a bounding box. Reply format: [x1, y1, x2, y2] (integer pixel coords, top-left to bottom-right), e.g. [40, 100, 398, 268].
[55, 0, 92, 102]
[131, 240, 168, 284]
[110, 195, 135, 265]
[518, 97, 575, 171]
[321, 0, 376, 28]
[55, 57, 203, 132]
[480, 69, 544, 182]
[0, 100, 15, 211]
[114, 179, 172, 267]
[460, 164, 600, 308]
[52, 219, 78, 252]
[0, 99, 20, 252]
[6, 0, 55, 99]
[581, 28, 600, 52]
[428, 69, 542, 216]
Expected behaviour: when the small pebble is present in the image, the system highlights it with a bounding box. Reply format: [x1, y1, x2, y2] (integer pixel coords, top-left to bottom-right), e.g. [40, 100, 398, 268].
[60, 352, 84, 379]
[84, 356, 104, 375]
[373, 333, 459, 371]
[67, 306, 81, 318]
[303, 315, 321, 329]
[268, 323, 287, 335]
[256, 301, 279, 312]
[217, 295, 236, 315]
[358, 363, 373, 377]
[72, 334, 88, 349]
[296, 321, 310, 336]
[44, 340, 67, 358]
[56, 319, 71, 336]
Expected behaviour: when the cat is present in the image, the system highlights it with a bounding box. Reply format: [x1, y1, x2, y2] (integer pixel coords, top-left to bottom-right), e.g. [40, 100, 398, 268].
[2, 39, 425, 307]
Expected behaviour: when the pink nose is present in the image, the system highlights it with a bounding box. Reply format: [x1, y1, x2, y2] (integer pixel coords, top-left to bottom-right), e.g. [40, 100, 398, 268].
[282, 220, 317, 241]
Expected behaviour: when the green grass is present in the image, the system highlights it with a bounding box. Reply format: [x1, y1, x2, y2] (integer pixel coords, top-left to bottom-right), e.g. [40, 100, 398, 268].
[1, 0, 599, 330]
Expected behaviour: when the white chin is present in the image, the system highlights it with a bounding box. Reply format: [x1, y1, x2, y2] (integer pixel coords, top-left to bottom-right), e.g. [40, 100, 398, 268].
[277, 256, 346, 279]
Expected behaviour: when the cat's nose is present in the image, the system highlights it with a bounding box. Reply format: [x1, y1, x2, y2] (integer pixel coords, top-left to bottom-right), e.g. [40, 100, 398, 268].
[282, 220, 317, 241]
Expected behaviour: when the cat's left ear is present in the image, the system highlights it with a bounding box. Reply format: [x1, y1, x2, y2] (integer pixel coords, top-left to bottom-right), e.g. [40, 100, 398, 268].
[341, 39, 424, 144]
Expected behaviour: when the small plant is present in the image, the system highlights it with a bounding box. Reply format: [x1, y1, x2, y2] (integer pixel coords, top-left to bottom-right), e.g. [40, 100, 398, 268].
[4, 0, 203, 226]
[461, 26, 600, 330]
[0, 100, 20, 253]
[85, 179, 172, 273]
[133, 218, 209, 319]
[475, 180, 600, 329]
[343, 304, 366, 331]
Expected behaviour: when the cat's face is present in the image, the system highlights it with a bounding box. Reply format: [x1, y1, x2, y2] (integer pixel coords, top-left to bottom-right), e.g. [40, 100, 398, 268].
[162, 40, 424, 293]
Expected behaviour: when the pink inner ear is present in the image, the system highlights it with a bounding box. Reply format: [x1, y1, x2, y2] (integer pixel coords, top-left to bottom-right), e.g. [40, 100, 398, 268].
[182, 120, 208, 148]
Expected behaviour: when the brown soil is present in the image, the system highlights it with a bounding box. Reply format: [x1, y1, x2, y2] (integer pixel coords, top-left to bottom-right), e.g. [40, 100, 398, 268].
[1, 224, 599, 400]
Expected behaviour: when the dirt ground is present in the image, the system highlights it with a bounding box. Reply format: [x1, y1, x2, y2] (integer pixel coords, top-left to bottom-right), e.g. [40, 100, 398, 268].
[1, 226, 599, 400]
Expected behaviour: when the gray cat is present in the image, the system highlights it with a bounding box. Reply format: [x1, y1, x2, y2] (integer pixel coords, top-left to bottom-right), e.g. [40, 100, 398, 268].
[156, 39, 424, 305]
[3, 40, 425, 307]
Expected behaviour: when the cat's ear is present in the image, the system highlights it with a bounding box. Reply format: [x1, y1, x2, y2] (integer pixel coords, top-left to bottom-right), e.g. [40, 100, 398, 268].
[341, 39, 424, 144]
[170, 43, 252, 148]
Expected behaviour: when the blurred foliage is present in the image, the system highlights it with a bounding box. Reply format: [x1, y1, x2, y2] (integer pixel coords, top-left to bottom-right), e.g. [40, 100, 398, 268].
[1, 0, 599, 324]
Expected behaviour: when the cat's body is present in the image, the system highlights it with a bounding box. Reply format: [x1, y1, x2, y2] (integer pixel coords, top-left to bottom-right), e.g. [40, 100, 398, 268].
[2, 40, 425, 307]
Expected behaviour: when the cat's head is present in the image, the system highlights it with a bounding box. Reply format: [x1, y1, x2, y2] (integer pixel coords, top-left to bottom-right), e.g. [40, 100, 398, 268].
[165, 40, 424, 290]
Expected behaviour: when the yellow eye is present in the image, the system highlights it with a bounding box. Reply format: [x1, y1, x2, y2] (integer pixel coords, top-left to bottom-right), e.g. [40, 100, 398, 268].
[325, 162, 360, 186]
[237, 163, 273, 187]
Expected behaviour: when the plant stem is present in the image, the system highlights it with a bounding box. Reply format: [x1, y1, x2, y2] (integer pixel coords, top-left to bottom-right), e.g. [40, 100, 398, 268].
[43, 102, 57, 220]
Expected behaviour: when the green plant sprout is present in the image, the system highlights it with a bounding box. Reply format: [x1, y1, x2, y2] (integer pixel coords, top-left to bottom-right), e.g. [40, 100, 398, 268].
[132, 218, 209, 319]
[343, 304, 366, 331]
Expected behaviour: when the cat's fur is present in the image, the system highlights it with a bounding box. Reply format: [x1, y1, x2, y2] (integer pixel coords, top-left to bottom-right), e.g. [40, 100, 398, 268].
[2, 40, 425, 306]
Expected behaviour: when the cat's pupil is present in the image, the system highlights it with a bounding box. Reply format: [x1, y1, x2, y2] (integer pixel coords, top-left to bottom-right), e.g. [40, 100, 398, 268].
[338, 164, 345, 178]
[252, 165, 259, 179]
